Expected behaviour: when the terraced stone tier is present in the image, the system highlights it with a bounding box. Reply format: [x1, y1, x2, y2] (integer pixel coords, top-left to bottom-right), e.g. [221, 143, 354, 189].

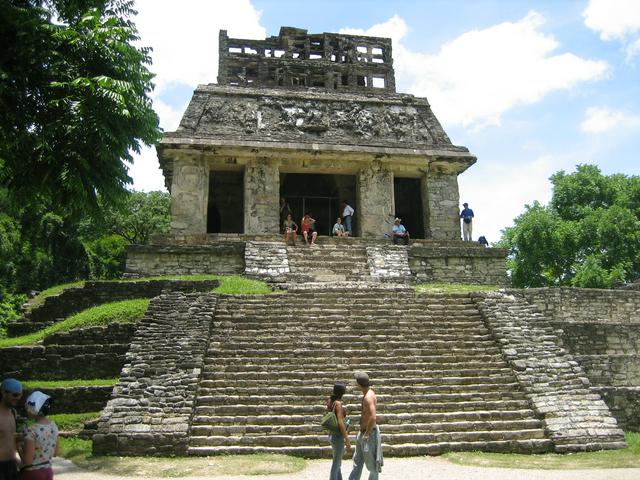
[285, 244, 370, 282]
[187, 291, 552, 457]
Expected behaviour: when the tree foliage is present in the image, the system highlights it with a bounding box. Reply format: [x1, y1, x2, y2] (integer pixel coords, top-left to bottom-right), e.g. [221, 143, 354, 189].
[0, 0, 161, 215]
[499, 165, 640, 288]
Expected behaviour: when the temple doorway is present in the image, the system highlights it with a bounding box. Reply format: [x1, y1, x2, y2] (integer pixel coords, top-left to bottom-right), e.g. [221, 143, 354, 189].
[207, 170, 244, 233]
[394, 177, 425, 239]
[280, 173, 356, 236]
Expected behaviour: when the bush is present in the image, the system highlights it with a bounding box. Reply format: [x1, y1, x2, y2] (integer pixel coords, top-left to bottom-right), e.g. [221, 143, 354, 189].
[84, 235, 127, 279]
[0, 289, 26, 338]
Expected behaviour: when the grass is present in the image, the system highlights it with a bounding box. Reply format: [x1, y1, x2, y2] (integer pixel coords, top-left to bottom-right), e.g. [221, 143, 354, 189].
[21, 378, 118, 389]
[444, 432, 640, 469]
[27, 275, 274, 310]
[57, 438, 306, 477]
[0, 299, 149, 347]
[415, 283, 500, 294]
[50, 412, 101, 431]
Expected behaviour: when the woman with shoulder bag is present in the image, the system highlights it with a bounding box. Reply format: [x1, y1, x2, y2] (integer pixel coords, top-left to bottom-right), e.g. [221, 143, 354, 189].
[326, 383, 351, 480]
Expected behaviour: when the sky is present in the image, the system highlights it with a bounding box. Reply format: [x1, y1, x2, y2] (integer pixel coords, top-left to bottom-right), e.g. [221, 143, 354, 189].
[129, 0, 640, 242]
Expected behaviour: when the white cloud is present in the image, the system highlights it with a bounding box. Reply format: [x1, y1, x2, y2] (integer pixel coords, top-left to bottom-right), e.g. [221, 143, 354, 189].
[583, 0, 640, 60]
[459, 155, 556, 243]
[342, 12, 608, 129]
[135, 0, 266, 94]
[129, 0, 266, 191]
[581, 106, 640, 133]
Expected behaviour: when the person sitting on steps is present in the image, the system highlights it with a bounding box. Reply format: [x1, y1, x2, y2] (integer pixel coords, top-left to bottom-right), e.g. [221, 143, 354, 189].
[333, 217, 347, 237]
[283, 214, 298, 245]
[391, 218, 409, 245]
[301, 213, 318, 245]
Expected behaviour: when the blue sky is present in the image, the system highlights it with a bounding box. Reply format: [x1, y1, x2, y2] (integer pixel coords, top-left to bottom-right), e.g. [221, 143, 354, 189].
[130, 0, 640, 242]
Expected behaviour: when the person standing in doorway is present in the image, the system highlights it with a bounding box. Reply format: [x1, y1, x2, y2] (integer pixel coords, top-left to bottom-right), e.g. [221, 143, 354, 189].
[0, 378, 22, 480]
[280, 198, 292, 233]
[348, 372, 382, 480]
[460, 202, 474, 242]
[342, 200, 355, 237]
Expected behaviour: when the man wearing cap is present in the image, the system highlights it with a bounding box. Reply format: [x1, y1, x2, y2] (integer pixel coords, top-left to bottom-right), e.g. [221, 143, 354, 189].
[0, 378, 22, 480]
[349, 372, 382, 480]
[391, 218, 409, 245]
[460, 202, 474, 241]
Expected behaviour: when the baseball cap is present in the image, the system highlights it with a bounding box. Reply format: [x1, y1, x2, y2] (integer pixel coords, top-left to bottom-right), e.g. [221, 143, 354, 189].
[1, 378, 22, 394]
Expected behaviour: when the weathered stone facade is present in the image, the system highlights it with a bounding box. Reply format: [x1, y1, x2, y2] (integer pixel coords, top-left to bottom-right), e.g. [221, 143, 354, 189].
[158, 27, 475, 240]
[94, 292, 217, 455]
[517, 287, 640, 431]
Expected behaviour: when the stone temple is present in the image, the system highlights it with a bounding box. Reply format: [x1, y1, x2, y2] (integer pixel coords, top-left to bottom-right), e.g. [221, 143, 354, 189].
[83, 27, 635, 457]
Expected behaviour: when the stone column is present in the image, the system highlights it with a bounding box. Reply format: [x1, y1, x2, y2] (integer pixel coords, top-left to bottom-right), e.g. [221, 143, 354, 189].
[421, 171, 460, 240]
[244, 159, 280, 234]
[170, 157, 209, 234]
[357, 162, 394, 238]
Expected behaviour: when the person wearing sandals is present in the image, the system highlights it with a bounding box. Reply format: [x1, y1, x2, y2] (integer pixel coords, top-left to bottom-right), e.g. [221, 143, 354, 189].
[327, 383, 351, 480]
[19, 391, 58, 480]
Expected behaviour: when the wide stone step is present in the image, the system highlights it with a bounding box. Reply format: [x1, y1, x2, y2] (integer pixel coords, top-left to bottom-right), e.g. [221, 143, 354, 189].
[194, 390, 527, 406]
[200, 363, 512, 375]
[193, 399, 533, 415]
[189, 428, 547, 448]
[205, 346, 502, 358]
[203, 353, 506, 366]
[189, 418, 545, 436]
[211, 338, 496, 350]
[191, 409, 541, 426]
[187, 438, 554, 457]
[212, 320, 487, 332]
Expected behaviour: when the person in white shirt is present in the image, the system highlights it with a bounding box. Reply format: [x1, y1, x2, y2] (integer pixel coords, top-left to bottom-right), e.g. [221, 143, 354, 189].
[342, 200, 355, 236]
[391, 218, 409, 245]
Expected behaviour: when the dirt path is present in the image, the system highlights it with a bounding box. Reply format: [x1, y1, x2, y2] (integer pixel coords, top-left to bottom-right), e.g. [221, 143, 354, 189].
[53, 456, 640, 480]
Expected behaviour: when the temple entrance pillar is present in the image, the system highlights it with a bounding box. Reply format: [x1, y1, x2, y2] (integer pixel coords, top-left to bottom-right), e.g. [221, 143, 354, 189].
[421, 171, 460, 240]
[357, 162, 394, 238]
[244, 160, 280, 234]
[169, 157, 209, 234]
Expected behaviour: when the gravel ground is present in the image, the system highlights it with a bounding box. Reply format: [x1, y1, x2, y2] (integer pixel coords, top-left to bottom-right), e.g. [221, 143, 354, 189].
[53, 456, 640, 480]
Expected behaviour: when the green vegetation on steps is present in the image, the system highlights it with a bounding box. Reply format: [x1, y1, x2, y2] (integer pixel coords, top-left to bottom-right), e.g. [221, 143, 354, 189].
[27, 275, 273, 310]
[0, 299, 149, 347]
[21, 378, 118, 389]
[50, 412, 101, 431]
[415, 283, 500, 294]
[444, 432, 640, 469]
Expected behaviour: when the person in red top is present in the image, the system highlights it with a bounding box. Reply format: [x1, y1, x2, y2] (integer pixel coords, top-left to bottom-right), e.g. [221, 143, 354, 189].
[300, 214, 318, 245]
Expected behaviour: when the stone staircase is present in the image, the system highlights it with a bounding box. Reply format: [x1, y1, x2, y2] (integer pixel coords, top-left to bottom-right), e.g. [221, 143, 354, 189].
[285, 244, 370, 283]
[187, 290, 552, 456]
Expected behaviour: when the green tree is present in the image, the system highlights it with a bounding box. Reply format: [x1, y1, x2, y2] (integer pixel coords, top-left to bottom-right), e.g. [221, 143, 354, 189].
[500, 165, 640, 288]
[0, 0, 161, 215]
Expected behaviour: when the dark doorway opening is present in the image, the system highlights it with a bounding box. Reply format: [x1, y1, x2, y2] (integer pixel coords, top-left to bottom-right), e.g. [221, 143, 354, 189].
[394, 177, 425, 239]
[207, 171, 244, 233]
[280, 173, 356, 236]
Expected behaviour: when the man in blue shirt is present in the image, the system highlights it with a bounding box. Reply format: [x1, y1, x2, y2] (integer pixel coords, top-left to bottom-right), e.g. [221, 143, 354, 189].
[460, 202, 474, 241]
[391, 218, 409, 245]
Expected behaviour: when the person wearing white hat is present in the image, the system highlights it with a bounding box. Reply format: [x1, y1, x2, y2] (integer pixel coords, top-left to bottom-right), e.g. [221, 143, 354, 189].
[19, 391, 58, 480]
[1, 378, 23, 480]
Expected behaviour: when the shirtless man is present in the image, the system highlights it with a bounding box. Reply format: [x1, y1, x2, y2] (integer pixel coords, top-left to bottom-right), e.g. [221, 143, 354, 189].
[0, 378, 22, 480]
[349, 372, 382, 480]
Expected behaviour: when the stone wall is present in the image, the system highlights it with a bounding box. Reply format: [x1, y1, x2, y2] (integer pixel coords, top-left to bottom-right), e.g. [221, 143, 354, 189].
[11, 279, 220, 336]
[1, 323, 133, 380]
[93, 292, 217, 456]
[357, 163, 394, 238]
[244, 160, 279, 234]
[518, 287, 640, 324]
[366, 245, 412, 281]
[423, 172, 460, 241]
[125, 244, 244, 277]
[517, 287, 640, 430]
[170, 157, 209, 234]
[409, 244, 507, 285]
[474, 292, 625, 452]
[244, 241, 289, 280]
[22, 386, 113, 414]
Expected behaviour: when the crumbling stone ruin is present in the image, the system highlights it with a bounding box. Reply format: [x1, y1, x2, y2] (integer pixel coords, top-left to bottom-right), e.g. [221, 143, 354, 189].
[5, 26, 636, 459]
